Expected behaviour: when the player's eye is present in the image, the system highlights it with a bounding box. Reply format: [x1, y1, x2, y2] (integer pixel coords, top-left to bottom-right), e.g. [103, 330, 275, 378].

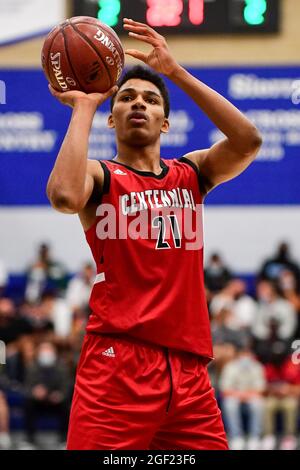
[121, 95, 133, 101]
[146, 98, 158, 104]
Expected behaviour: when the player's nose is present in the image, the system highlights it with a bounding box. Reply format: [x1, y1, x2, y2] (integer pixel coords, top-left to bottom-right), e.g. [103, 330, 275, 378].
[131, 99, 146, 110]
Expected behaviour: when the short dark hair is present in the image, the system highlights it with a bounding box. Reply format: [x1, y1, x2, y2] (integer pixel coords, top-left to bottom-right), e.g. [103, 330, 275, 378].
[110, 65, 170, 118]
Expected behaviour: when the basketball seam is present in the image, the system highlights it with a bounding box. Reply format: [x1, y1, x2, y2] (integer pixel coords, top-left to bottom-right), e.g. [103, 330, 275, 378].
[85, 21, 124, 60]
[70, 22, 114, 89]
[61, 26, 86, 92]
[44, 28, 61, 83]
[71, 18, 124, 59]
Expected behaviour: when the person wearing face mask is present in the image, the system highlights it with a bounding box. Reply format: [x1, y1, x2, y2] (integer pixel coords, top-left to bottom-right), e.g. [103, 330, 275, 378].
[205, 253, 232, 294]
[219, 347, 266, 450]
[252, 280, 297, 364]
[21, 342, 70, 449]
[259, 242, 300, 289]
[278, 270, 300, 340]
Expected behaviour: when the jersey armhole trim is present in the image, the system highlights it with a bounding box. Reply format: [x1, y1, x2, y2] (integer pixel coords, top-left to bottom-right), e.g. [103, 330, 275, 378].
[99, 161, 111, 197]
[83, 161, 111, 236]
[178, 156, 208, 197]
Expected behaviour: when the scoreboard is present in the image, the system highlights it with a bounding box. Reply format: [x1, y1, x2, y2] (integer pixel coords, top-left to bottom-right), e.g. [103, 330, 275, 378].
[72, 0, 280, 35]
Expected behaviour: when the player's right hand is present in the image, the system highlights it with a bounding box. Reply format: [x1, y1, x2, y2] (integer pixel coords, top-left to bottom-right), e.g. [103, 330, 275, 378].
[48, 84, 118, 108]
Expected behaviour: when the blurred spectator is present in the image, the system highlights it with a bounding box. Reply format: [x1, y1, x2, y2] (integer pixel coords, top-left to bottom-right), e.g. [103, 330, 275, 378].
[219, 346, 266, 450]
[0, 298, 32, 346]
[211, 308, 250, 350]
[278, 269, 300, 338]
[3, 336, 36, 392]
[210, 279, 257, 330]
[39, 291, 72, 339]
[205, 253, 232, 294]
[252, 280, 297, 363]
[65, 262, 94, 316]
[259, 242, 300, 288]
[262, 355, 300, 451]
[209, 342, 237, 393]
[0, 337, 35, 450]
[0, 390, 12, 449]
[0, 260, 8, 297]
[22, 342, 70, 449]
[19, 298, 54, 341]
[25, 243, 67, 303]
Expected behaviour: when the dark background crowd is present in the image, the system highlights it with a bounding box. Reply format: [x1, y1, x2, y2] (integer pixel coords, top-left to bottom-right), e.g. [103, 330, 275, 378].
[0, 241, 300, 450]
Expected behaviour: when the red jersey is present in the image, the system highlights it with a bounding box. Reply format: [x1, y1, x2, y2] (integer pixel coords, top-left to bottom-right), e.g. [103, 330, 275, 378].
[265, 357, 300, 385]
[85, 157, 213, 359]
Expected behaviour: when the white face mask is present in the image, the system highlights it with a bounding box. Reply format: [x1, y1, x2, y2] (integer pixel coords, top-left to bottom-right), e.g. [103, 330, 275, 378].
[239, 356, 252, 368]
[38, 351, 56, 367]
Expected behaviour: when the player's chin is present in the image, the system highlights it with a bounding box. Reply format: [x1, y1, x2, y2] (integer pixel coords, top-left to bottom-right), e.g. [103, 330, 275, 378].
[126, 129, 154, 145]
[126, 122, 149, 133]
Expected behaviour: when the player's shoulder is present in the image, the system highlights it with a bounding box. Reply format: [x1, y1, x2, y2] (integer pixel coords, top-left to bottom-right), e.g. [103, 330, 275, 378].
[87, 159, 109, 188]
[87, 158, 111, 175]
[87, 158, 102, 172]
[161, 151, 208, 174]
[95, 159, 121, 174]
[179, 150, 209, 172]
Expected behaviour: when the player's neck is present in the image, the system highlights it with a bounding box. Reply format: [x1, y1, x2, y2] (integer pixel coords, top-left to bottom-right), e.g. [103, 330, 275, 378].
[114, 143, 162, 174]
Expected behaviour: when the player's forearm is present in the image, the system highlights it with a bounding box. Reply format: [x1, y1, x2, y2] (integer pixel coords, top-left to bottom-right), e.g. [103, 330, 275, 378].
[168, 66, 262, 155]
[47, 101, 97, 209]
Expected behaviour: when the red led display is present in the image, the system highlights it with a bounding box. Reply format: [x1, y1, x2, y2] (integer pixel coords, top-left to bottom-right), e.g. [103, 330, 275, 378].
[189, 0, 204, 25]
[146, 0, 204, 27]
[146, 0, 183, 27]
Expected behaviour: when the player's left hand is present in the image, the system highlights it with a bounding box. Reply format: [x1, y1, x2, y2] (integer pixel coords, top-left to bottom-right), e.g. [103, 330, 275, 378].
[123, 18, 180, 77]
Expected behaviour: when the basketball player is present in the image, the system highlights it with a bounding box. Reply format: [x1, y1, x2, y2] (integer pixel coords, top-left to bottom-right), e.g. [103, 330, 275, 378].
[47, 18, 262, 450]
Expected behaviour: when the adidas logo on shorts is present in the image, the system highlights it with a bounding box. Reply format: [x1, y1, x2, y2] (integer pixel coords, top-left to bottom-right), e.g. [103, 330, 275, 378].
[101, 347, 115, 357]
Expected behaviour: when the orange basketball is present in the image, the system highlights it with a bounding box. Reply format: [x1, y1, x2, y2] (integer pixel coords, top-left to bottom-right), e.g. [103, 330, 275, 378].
[41, 16, 124, 94]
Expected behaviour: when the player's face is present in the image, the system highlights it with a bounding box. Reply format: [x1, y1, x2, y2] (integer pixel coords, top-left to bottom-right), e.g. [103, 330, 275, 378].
[108, 79, 169, 146]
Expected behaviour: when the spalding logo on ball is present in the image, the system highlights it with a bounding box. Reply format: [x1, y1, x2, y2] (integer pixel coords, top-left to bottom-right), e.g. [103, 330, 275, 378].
[41, 16, 125, 94]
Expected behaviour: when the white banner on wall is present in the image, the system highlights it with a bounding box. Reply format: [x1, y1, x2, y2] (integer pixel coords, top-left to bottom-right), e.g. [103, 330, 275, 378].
[0, 0, 65, 45]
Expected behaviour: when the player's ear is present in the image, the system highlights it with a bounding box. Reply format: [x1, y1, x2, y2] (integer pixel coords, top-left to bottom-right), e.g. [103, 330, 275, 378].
[107, 113, 115, 129]
[160, 118, 169, 134]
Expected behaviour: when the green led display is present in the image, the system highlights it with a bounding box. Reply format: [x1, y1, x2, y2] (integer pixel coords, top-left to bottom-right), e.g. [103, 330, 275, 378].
[98, 0, 121, 27]
[244, 0, 267, 26]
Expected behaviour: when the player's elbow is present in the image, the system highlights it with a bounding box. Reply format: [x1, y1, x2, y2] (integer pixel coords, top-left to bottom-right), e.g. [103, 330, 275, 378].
[47, 187, 83, 214]
[241, 128, 263, 157]
[249, 129, 263, 153]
